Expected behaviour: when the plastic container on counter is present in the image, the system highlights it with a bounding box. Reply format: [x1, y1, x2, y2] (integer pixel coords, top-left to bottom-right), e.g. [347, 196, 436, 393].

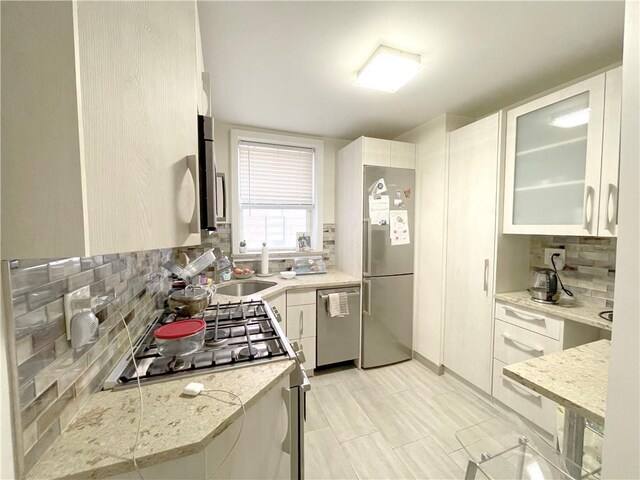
[153, 318, 206, 357]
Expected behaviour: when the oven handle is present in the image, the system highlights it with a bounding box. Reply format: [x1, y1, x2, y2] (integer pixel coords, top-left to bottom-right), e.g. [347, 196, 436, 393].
[318, 292, 359, 300]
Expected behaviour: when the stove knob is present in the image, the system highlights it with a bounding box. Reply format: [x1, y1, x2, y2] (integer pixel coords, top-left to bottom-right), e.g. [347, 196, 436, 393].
[296, 349, 306, 364]
[289, 341, 306, 363]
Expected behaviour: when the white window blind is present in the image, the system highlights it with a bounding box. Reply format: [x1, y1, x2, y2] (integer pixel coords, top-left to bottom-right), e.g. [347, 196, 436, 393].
[238, 141, 315, 208]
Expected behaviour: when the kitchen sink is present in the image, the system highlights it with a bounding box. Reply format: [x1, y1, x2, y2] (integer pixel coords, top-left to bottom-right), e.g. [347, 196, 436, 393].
[215, 281, 277, 297]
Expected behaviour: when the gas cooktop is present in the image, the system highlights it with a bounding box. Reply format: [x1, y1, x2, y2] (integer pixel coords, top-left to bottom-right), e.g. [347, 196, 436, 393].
[104, 299, 294, 390]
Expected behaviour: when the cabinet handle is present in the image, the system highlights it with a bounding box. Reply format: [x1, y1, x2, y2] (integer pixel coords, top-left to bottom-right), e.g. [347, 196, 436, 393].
[187, 155, 200, 234]
[483, 259, 489, 294]
[502, 375, 541, 399]
[582, 185, 594, 232]
[606, 183, 618, 231]
[501, 332, 544, 353]
[299, 310, 303, 337]
[503, 306, 545, 323]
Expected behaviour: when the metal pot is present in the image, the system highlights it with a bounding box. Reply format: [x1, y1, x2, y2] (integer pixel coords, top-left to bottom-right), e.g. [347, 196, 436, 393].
[168, 285, 211, 316]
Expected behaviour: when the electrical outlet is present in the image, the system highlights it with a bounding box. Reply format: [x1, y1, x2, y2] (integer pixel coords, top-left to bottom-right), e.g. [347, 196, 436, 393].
[63, 286, 93, 341]
[544, 248, 566, 269]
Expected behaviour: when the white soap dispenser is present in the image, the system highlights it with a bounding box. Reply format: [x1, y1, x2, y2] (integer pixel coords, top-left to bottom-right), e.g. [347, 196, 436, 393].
[261, 242, 269, 275]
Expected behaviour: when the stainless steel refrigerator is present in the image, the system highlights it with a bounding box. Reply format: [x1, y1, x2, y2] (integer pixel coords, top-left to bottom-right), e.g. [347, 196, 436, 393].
[362, 166, 415, 368]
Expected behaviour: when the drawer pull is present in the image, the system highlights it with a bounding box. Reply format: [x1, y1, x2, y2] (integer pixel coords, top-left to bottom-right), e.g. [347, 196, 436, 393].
[503, 306, 544, 323]
[501, 333, 544, 353]
[502, 375, 541, 399]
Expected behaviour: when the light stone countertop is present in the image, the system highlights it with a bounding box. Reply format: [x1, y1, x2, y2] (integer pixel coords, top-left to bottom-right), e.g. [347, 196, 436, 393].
[27, 360, 295, 480]
[503, 339, 610, 425]
[495, 290, 613, 331]
[210, 269, 361, 304]
[27, 269, 359, 480]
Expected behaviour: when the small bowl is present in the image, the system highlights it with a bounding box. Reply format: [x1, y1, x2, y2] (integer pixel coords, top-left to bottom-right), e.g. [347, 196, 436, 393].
[280, 271, 296, 279]
[233, 270, 254, 279]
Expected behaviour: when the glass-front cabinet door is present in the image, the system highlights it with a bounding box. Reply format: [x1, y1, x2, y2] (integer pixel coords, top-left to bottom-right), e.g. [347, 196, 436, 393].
[503, 74, 606, 235]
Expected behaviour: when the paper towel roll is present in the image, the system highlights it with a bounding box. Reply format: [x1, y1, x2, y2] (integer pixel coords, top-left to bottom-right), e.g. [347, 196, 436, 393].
[261, 242, 269, 275]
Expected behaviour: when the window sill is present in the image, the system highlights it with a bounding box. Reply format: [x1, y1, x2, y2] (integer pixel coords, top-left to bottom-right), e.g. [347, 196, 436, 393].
[231, 251, 324, 262]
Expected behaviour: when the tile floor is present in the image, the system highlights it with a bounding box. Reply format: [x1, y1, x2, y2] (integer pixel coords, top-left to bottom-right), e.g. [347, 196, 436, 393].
[304, 360, 526, 480]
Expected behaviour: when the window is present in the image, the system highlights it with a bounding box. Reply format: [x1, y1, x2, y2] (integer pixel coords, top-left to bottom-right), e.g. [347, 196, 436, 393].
[231, 130, 323, 254]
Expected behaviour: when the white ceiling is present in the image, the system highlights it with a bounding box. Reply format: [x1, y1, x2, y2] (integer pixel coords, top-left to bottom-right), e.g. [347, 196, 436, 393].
[198, 1, 624, 140]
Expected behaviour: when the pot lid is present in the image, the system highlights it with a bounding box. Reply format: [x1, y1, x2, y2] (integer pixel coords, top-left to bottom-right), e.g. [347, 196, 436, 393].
[169, 285, 210, 301]
[154, 319, 205, 339]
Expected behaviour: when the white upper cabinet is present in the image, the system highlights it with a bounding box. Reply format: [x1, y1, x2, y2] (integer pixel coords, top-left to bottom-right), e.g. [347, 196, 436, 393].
[1, 1, 201, 259]
[598, 67, 623, 237]
[390, 141, 416, 169]
[361, 137, 415, 169]
[503, 69, 622, 236]
[362, 137, 391, 166]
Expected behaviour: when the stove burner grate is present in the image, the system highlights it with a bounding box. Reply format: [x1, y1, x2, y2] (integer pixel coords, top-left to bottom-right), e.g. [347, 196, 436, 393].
[109, 298, 291, 388]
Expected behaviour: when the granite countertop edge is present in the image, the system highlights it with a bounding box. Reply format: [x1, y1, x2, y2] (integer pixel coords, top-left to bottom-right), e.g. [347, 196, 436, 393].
[494, 291, 612, 331]
[27, 270, 360, 480]
[502, 339, 609, 425]
[211, 269, 362, 304]
[27, 361, 296, 480]
[502, 367, 605, 425]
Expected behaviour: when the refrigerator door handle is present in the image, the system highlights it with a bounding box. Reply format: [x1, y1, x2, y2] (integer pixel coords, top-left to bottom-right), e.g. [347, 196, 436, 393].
[362, 219, 372, 276]
[362, 279, 371, 315]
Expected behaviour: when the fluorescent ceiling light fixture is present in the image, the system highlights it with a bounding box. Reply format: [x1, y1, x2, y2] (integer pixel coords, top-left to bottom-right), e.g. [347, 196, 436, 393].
[355, 45, 422, 93]
[550, 108, 591, 128]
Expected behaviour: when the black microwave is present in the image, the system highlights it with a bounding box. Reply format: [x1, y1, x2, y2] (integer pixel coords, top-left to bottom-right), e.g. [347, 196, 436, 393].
[198, 115, 217, 231]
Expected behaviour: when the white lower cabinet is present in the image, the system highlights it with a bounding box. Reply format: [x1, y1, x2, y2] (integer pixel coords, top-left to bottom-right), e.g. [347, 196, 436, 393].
[206, 377, 291, 479]
[493, 358, 557, 434]
[286, 289, 317, 371]
[495, 302, 562, 340]
[494, 319, 561, 365]
[266, 289, 318, 371]
[286, 304, 317, 340]
[492, 301, 602, 434]
[106, 377, 291, 480]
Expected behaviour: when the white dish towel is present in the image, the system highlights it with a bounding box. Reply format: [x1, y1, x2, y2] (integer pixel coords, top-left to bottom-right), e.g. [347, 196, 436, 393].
[328, 293, 349, 318]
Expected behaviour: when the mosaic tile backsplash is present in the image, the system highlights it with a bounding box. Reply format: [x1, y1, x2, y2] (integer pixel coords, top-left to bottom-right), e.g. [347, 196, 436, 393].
[5, 249, 170, 476]
[530, 236, 616, 308]
[174, 223, 336, 273]
[6, 223, 337, 475]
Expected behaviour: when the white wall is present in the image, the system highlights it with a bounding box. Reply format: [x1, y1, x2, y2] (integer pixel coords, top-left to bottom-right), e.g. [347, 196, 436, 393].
[602, 1, 639, 478]
[395, 113, 472, 366]
[213, 120, 350, 225]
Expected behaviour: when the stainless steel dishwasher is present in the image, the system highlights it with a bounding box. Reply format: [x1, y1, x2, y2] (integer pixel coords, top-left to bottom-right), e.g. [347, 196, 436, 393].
[316, 287, 361, 367]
